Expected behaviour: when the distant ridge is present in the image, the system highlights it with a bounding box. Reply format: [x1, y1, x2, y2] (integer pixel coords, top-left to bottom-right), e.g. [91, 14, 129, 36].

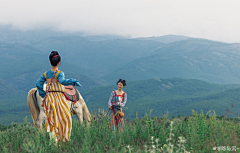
[30, 36, 164, 76]
[103, 38, 240, 84]
[0, 25, 130, 44]
[134, 35, 190, 43]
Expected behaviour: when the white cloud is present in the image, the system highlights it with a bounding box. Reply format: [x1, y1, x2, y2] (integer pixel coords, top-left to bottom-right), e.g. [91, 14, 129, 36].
[0, 0, 240, 43]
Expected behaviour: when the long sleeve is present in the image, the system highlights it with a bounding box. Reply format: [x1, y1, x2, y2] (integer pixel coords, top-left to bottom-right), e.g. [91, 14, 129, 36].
[57, 72, 81, 86]
[36, 73, 46, 98]
[108, 91, 115, 107]
[117, 93, 127, 107]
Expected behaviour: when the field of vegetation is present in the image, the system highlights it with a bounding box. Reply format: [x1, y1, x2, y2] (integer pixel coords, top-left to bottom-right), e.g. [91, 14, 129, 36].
[1, 107, 240, 153]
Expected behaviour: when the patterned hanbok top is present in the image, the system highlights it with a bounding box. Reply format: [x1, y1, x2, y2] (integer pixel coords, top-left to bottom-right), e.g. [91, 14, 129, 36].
[108, 90, 127, 108]
[36, 70, 80, 98]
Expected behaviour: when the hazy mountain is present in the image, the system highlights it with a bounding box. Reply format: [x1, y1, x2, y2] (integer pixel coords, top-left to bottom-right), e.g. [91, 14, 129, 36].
[0, 42, 106, 93]
[0, 25, 129, 45]
[103, 38, 240, 84]
[0, 42, 44, 79]
[82, 34, 131, 42]
[0, 41, 96, 79]
[0, 79, 27, 121]
[134, 35, 190, 43]
[30, 37, 165, 76]
[0, 26, 80, 45]
[0, 80, 26, 101]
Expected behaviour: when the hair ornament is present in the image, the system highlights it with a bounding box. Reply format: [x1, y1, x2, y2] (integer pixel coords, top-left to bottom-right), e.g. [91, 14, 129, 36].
[123, 80, 126, 86]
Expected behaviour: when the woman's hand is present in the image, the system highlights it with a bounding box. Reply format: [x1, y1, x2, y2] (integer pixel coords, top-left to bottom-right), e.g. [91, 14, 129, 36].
[109, 106, 112, 109]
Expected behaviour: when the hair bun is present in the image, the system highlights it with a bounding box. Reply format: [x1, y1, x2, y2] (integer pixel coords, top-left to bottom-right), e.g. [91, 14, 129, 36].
[117, 79, 126, 86]
[49, 51, 61, 66]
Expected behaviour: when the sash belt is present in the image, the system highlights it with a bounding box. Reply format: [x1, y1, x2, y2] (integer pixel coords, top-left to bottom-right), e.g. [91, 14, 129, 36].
[48, 91, 70, 101]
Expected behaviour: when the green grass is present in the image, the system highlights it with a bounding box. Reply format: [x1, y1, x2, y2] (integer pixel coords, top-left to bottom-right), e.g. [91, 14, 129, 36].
[0, 107, 240, 152]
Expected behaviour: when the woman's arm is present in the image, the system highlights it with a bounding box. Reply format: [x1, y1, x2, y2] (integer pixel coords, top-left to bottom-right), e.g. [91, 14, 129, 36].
[108, 91, 115, 108]
[117, 93, 127, 107]
[36, 73, 46, 98]
[58, 72, 81, 86]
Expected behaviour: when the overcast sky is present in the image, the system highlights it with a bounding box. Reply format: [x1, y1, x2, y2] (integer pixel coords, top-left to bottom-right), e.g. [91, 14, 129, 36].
[0, 0, 240, 43]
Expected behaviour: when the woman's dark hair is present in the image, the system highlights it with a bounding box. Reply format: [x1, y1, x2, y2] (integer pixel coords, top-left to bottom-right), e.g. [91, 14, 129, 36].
[117, 79, 126, 86]
[49, 51, 61, 66]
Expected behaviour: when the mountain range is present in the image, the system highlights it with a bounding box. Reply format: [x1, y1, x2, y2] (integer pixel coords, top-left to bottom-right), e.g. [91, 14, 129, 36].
[1, 27, 240, 125]
[103, 39, 240, 84]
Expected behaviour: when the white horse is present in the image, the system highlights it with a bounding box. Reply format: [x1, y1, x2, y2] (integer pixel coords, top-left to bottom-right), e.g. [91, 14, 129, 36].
[27, 84, 92, 131]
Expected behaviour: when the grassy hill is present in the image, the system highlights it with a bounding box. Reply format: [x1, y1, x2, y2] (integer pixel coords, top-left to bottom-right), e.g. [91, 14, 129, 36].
[171, 87, 240, 118]
[0, 80, 30, 126]
[103, 38, 240, 84]
[80, 78, 240, 121]
[0, 79, 26, 103]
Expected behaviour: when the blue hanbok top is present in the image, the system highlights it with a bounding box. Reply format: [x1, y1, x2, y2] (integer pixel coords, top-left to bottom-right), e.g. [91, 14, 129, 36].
[36, 70, 81, 98]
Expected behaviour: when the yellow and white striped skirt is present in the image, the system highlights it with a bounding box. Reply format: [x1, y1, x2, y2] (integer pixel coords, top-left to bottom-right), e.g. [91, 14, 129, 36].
[44, 82, 72, 142]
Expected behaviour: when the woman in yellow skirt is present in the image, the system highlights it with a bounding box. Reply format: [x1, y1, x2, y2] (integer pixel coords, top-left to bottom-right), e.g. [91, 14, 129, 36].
[36, 51, 81, 143]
